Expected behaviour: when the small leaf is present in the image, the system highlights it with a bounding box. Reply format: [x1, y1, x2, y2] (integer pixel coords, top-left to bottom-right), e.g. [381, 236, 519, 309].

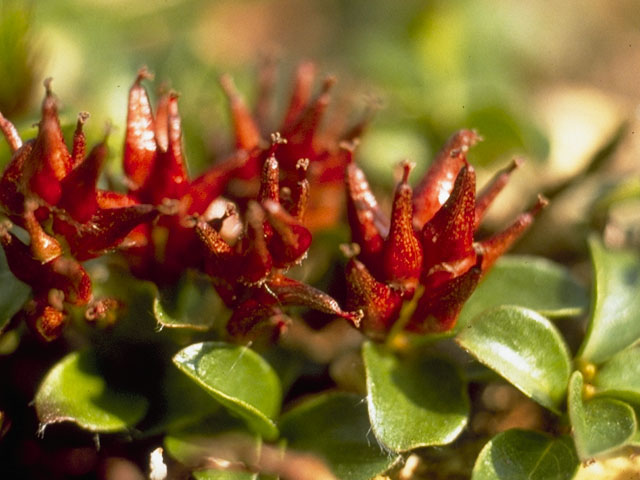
[456, 306, 571, 412]
[458, 255, 588, 329]
[0, 247, 31, 332]
[578, 236, 640, 364]
[593, 346, 640, 404]
[568, 371, 637, 460]
[173, 342, 281, 440]
[280, 392, 400, 480]
[153, 274, 226, 331]
[472, 429, 579, 480]
[193, 471, 258, 480]
[164, 414, 259, 467]
[34, 350, 148, 432]
[362, 342, 469, 451]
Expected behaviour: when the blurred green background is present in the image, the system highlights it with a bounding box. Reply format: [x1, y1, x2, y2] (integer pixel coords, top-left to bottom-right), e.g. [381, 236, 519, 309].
[2, 0, 639, 240]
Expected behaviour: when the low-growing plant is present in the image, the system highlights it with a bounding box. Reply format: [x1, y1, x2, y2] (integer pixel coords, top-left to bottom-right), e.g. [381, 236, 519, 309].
[1, 63, 639, 480]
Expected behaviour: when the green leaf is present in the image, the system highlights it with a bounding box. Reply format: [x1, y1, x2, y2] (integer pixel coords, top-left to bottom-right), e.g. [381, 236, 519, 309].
[458, 255, 588, 330]
[173, 342, 281, 440]
[593, 346, 640, 404]
[456, 306, 571, 412]
[472, 429, 579, 480]
[34, 350, 148, 433]
[0, 247, 31, 332]
[164, 414, 259, 467]
[362, 342, 469, 451]
[578, 237, 640, 364]
[193, 471, 258, 480]
[153, 273, 226, 331]
[280, 392, 399, 480]
[568, 371, 637, 460]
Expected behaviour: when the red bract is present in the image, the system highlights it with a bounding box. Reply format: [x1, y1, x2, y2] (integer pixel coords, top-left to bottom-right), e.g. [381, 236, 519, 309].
[345, 131, 547, 339]
[193, 155, 361, 341]
[0, 81, 158, 340]
[219, 61, 374, 232]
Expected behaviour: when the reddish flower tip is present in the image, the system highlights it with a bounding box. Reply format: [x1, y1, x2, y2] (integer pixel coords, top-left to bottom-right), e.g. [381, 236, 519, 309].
[412, 129, 481, 228]
[220, 73, 262, 150]
[0, 110, 22, 153]
[475, 157, 524, 227]
[382, 160, 423, 295]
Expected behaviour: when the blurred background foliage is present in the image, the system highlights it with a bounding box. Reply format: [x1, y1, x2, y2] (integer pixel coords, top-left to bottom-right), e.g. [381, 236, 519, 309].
[1, 0, 640, 255]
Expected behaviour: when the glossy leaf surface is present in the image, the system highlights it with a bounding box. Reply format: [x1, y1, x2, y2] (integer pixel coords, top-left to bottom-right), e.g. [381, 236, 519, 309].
[578, 237, 640, 364]
[173, 342, 281, 440]
[280, 392, 399, 480]
[593, 346, 640, 404]
[472, 429, 579, 480]
[568, 371, 637, 460]
[457, 306, 571, 412]
[362, 342, 469, 451]
[153, 274, 225, 330]
[458, 255, 588, 329]
[35, 350, 148, 432]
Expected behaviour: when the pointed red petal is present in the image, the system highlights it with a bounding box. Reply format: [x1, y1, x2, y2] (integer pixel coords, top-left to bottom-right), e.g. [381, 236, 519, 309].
[0, 140, 33, 216]
[23, 204, 62, 263]
[257, 155, 280, 204]
[123, 68, 156, 190]
[58, 204, 158, 260]
[141, 93, 189, 204]
[185, 151, 246, 214]
[412, 129, 480, 228]
[477, 195, 548, 272]
[268, 274, 362, 325]
[421, 165, 477, 273]
[475, 158, 522, 228]
[345, 161, 388, 272]
[344, 255, 402, 341]
[58, 139, 108, 223]
[289, 157, 310, 221]
[382, 162, 423, 295]
[71, 112, 90, 168]
[282, 61, 316, 128]
[238, 201, 273, 285]
[0, 110, 22, 152]
[407, 256, 482, 334]
[26, 80, 72, 204]
[220, 74, 262, 150]
[280, 76, 335, 170]
[263, 199, 312, 268]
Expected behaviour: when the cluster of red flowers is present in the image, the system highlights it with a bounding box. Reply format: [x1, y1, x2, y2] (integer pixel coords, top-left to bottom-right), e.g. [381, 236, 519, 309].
[0, 64, 544, 343]
[343, 131, 546, 339]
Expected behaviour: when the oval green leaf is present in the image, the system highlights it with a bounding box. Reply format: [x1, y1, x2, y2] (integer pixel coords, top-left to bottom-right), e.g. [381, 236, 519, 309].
[578, 237, 640, 364]
[173, 342, 281, 440]
[0, 247, 31, 332]
[280, 392, 400, 480]
[593, 346, 640, 404]
[568, 371, 637, 460]
[362, 342, 469, 451]
[458, 255, 588, 330]
[456, 306, 571, 412]
[153, 274, 226, 331]
[34, 350, 148, 433]
[472, 429, 579, 480]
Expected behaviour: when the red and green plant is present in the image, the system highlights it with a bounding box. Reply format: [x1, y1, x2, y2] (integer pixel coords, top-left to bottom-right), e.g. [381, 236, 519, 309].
[1, 63, 640, 480]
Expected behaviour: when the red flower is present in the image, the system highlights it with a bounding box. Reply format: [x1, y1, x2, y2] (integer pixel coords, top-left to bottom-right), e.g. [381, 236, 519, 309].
[0, 81, 157, 340]
[345, 130, 547, 340]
